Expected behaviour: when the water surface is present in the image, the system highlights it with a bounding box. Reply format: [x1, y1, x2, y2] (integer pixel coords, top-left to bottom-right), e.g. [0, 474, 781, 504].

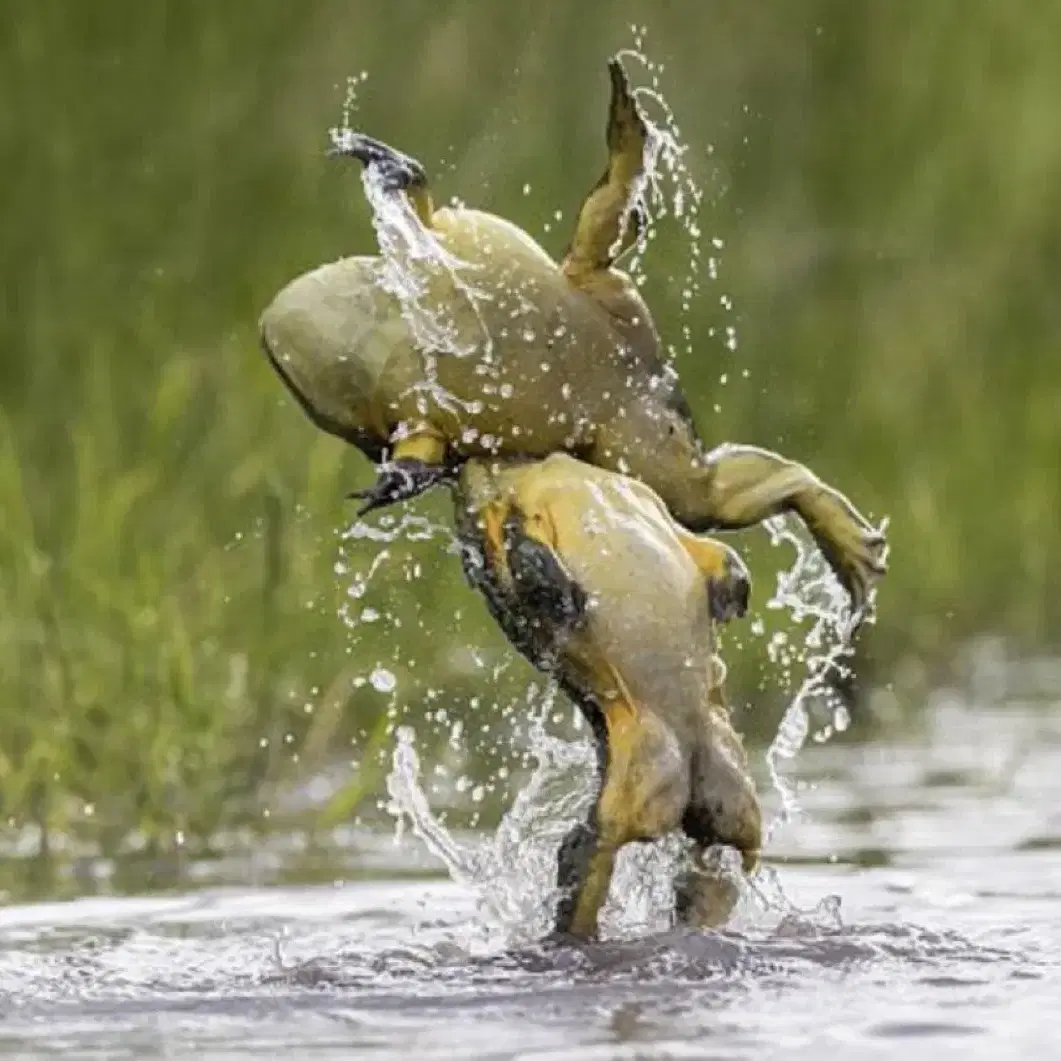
[1, 699, 1058, 1060]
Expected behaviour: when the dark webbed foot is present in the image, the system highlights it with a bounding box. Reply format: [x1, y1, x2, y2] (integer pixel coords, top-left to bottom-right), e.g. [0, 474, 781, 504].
[328, 131, 428, 193]
[348, 458, 451, 517]
[605, 57, 649, 161]
[819, 524, 889, 627]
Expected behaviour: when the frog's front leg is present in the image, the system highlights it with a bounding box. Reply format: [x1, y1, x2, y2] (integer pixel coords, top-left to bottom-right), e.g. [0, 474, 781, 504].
[349, 429, 452, 516]
[679, 533, 752, 623]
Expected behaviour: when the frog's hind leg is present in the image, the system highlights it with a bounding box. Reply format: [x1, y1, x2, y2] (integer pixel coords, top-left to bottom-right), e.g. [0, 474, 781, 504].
[674, 844, 749, 930]
[328, 131, 435, 225]
[562, 58, 649, 287]
[554, 671, 690, 941]
[674, 682, 762, 930]
[480, 507, 620, 941]
[688, 443, 888, 625]
[487, 505, 689, 942]
[674, 811, 762, 930]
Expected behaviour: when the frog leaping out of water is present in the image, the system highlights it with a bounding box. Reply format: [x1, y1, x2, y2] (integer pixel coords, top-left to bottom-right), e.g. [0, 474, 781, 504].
[452, 453, 762, 940]
[259, 56, 886, 623]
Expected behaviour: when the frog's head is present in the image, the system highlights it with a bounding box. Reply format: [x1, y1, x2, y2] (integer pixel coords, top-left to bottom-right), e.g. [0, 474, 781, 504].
[259, 259, 391, 460]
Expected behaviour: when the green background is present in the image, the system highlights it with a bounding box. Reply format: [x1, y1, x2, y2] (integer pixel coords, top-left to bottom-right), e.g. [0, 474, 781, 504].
[2, 1, 1059, 871]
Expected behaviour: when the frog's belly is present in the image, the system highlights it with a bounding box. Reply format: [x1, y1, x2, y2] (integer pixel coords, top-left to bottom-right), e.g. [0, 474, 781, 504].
[569, 546, 709, 683]
[380, 353, 592, 456]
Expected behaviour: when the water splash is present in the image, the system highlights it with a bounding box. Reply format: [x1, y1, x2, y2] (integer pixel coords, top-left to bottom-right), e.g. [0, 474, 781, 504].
[614, 35, 710, 371]
[385, 683, 597, 945]
[326, 131, 496, 424]
[338, 69, 370, 133]
[616, 26, 738, 374]
[384, 679, 713, 946]
[761, 513, 890, 841]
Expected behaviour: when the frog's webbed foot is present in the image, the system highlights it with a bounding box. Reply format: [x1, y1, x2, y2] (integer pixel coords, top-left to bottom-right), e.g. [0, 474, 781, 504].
[328, 131, 426, 190]
[696, 443, 889, 627]
[328, 131, 434, 223]
[817, 519, 889, 627]
[348, 458, 452, 517]
[562, 57, 650, 282]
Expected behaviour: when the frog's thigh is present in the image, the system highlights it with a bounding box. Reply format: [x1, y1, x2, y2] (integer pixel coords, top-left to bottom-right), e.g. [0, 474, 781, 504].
[596, 700, 689, 846]
[683, 717, 762, 873]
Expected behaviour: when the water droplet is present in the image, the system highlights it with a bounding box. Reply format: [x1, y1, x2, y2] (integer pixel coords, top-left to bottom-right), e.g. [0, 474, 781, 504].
[370, 666, 396, 693]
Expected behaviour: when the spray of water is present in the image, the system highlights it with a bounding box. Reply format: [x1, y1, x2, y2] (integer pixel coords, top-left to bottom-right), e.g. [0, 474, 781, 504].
[384, 683, 596, 946]
[326, 133, 497, 426]
[615, 30, 711, 372]
[384, 684, 697, 946]
[761, 514, 890, 842]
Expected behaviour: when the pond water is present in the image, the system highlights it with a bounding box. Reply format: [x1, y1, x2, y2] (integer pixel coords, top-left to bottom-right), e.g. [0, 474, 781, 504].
[0, 696, 1058, 1060]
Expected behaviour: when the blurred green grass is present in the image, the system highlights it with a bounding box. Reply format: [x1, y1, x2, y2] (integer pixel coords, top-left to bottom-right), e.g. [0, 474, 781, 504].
[2, 0, 1060, 860]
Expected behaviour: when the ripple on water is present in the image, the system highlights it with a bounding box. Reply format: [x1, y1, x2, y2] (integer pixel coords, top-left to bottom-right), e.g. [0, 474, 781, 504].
[0, 854, 1057, 1061]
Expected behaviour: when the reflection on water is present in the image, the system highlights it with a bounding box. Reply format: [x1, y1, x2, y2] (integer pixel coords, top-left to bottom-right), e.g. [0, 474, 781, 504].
[1, 702, 1059, 1060]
